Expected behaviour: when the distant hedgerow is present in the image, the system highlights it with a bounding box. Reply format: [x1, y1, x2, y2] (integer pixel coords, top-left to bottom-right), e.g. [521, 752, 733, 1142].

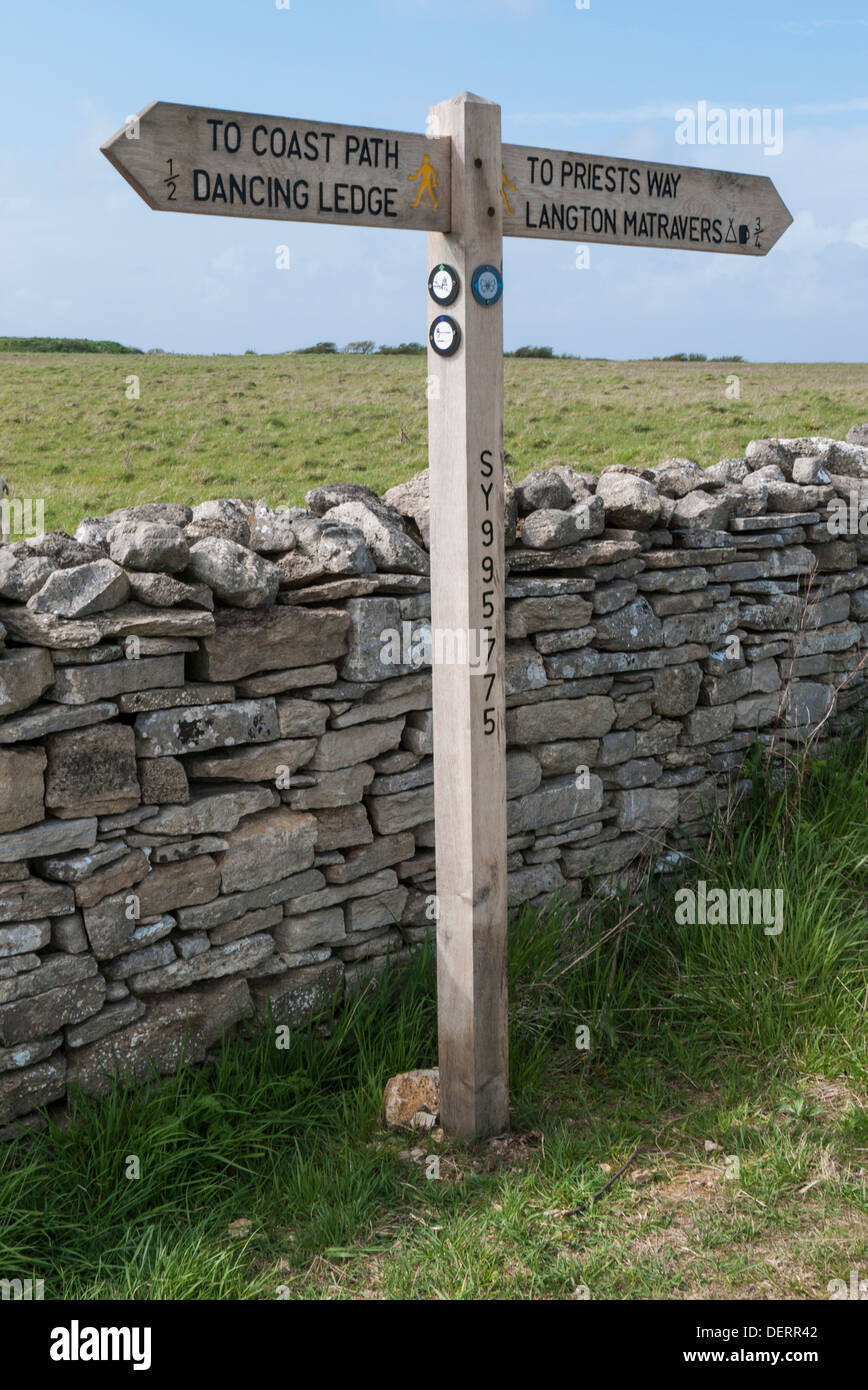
[0, 337, 143, 354]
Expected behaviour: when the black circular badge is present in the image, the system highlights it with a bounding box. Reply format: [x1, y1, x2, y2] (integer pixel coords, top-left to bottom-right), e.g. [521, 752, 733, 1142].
[428, 263, 460, 306]
[429, 315, 461, 357]
[471, 263, 503, 306]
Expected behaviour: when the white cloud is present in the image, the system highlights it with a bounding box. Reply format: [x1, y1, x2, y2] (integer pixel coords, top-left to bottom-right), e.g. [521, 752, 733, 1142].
[846, 219, 868, 250]
[781, 213, 868, 257]
[782, 212, 845, 256]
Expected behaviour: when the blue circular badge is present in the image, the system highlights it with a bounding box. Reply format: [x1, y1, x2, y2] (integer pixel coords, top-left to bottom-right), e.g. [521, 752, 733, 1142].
[471, 264, 503, 306]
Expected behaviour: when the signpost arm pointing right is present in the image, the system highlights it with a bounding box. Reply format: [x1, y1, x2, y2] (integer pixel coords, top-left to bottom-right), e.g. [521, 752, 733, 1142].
[428, 93, 509, 1139]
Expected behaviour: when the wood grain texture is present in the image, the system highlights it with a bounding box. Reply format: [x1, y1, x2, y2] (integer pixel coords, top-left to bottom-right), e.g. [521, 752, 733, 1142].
[102, 101, 451, 233]
[501, 143, 792, 254]
[427, 93, 509, 1139]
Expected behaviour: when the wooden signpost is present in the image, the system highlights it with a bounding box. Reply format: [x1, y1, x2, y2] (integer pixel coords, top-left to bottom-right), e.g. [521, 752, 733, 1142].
[102, 93, 792, 1138]
[425, 94, 508, 1138]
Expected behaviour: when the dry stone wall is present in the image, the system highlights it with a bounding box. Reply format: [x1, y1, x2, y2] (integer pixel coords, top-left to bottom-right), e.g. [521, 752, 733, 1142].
[2, 431, 868, 1138]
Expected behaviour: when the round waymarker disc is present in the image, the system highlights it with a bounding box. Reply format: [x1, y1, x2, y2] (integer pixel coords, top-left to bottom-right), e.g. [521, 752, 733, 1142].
[429, 315, 461, 357]
[471, 263, 503, 306]
[428, 263, 460, 306]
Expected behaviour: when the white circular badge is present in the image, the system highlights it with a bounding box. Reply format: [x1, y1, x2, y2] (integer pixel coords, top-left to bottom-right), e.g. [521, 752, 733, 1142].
[429, 315, 461, 356]
[428, 263, 460, 306]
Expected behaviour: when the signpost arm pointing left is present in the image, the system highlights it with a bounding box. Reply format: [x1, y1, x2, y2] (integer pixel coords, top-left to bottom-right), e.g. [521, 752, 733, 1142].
[100, 101, 451, 233]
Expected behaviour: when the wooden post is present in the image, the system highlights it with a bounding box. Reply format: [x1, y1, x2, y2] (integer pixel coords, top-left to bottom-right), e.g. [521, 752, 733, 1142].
[427, 92, 508, 1138]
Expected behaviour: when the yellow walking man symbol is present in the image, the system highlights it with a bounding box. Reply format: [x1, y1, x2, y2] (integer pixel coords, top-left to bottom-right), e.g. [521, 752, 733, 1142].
[501, 164, 516, 216]
[409, 153, 438, 209]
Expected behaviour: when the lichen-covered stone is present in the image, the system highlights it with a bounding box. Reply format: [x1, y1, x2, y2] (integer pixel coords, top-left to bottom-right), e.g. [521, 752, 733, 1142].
[309, 717, 406, 772]
[136, 786, 277, 836]
[0, 973, 105, 1045]
[47, 654, 184, 706]
[45, 724, 140, 818]
[137, 756, 189, 805]
[0, 549, 55, 602]
[189, 604, 348, 682]
[107, 522, 189, 573]
[0, 818, 96, 870]
[28, 559, 130, 618]
[65, 980, 252, 1097]
[183, 737, 316, 783]
[595, 473, 662, 530]
[383, 1068, 440, 1128]
[520, 500, 604, 549]
[0, 646, 54, 717]
[188, 499, 252, 546]
[249, 960, 344, 1027]
[507, 775, 602, 834]
[216, 808, 317, 894]
[186, 538, 279, 608]
[134, 698, 280, 758]
[326, 500, 429, 575]
[126, 571, 213, 609]
[0, 747, 46, 833]
[507, 696, 615, 743]
[652, 663, 703, 717]
[0, 1055, 67, 1122]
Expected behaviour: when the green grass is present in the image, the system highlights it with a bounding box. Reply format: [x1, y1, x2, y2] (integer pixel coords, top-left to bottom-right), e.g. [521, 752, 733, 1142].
[1, 732, 865, 1300]
[1, 353, 866, 534]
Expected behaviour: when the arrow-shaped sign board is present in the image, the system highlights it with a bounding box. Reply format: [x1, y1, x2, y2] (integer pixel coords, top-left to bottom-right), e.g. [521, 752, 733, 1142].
[500, 143, 792, 254]
[102, 101, 451, 233]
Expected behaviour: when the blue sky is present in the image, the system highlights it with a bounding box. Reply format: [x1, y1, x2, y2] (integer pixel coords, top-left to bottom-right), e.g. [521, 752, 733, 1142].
[2, 0, 868, 359]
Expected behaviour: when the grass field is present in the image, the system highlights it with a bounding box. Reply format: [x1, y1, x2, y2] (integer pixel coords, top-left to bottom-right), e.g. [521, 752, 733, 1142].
[1, 736, 866, 1300]
[2, 353, 867, 535]
[1, 350, 866, 1299]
